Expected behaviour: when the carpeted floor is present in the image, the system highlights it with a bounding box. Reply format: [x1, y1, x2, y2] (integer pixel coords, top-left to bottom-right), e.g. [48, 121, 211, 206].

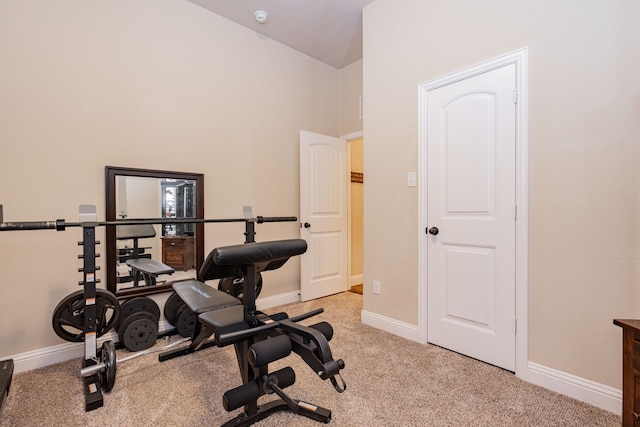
[0, 292, 621, 426]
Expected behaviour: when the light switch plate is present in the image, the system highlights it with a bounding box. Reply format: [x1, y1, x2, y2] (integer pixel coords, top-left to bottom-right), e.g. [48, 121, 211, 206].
[407, 172, 416, 187]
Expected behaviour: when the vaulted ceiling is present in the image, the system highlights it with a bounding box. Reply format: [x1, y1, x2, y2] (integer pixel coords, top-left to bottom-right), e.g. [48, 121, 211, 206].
[187, 0, 375, 69]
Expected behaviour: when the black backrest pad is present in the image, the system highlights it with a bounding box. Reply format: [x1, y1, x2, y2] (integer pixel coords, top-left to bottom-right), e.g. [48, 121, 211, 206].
[199, 239, 308, 281]
[116, 224, 156, 240]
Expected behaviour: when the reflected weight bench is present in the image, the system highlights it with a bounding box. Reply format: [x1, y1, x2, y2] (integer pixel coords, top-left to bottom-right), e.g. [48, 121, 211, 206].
[159, 239, 346, 426]
[117, 224, 174, 286]
[126, 258, 175, 287]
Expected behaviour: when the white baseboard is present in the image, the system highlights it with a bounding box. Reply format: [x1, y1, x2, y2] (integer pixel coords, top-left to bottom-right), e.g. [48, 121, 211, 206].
[522, 361, 621, 415]
[256, 291, 300, 311]
[361, 309, 419, 341]
[11, 341, 85, 374]
[10, 321, 179, 374]
[360, 309, 622, 415]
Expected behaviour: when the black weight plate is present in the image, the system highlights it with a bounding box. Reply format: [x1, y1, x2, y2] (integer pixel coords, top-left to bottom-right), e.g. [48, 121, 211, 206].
[99, 340, 117, 392]
[52, 289, 120, 342]
[118, 297, 160, 327]
[120, 316, 158, 352]
[163, 292, 185, 326]
[175, 306, 196, 339]
[218, 273, 263, 303]
[117, 311, 157, 346]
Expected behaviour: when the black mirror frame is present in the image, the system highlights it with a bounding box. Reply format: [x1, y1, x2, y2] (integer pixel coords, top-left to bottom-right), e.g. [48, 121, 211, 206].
[105, 166, 204, 298]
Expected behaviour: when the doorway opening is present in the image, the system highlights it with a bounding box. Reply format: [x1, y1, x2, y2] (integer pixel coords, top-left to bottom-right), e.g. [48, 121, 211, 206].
[348, 136, 364, 295]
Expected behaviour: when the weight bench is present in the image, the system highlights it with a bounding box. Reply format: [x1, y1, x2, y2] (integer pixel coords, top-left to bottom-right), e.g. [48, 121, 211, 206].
[126, 258, 175, 287]
[117, 224, 174, 286]
[159, 239, 346, 426]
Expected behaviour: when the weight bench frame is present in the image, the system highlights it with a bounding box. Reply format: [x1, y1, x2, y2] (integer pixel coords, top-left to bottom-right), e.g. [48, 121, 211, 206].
[126, 258, 174, 287]
[159, 239, 346, 426]
[0, 204, 302, 413]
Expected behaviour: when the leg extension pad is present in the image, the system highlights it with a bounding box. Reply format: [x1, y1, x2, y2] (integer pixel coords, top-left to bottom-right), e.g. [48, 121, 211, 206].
[223, 367, 295, 412]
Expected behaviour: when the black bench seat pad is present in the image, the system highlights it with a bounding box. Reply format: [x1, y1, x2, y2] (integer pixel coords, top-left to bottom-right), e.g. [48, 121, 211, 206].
[199, 239, 307, 281]
[198, 305, 244, 329]
[173, 280, 241, 314]
[126, 258, 175, 276]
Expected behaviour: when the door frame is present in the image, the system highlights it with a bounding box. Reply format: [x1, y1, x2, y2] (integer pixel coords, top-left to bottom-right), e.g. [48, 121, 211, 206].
[417, 47, 529, 376]
[342, 130, 364, 291]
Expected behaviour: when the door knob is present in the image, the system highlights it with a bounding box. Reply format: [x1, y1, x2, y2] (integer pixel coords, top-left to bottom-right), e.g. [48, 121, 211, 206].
[303, 222, 311, 228]
[428, 227, 439, 235]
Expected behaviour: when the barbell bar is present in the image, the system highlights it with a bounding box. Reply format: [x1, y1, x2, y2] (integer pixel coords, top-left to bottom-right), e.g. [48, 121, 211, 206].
[81, 337, 191, 387]
[0, 214, 297, 232]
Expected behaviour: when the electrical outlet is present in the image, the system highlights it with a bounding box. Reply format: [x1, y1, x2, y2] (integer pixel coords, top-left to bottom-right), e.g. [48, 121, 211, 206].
[373, 280, 381, 295]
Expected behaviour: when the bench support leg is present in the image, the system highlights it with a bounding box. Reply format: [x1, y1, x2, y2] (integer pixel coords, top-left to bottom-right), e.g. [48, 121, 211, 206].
[222, 399, 331, 427]
[158, 322, 217, 362]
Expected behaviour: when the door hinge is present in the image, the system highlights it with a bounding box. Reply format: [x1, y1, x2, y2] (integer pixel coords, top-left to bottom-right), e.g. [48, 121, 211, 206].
[513, 318, 517, 333]
[513, 89, 518, 104]
[513, 204, 518, 219]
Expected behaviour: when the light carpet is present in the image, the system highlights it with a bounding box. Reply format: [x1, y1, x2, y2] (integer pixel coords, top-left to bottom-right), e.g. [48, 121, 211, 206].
[0, 291, 621, 426]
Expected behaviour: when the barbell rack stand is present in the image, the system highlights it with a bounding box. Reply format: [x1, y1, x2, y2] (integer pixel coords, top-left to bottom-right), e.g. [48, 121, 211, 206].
[0, 204, 297, 411]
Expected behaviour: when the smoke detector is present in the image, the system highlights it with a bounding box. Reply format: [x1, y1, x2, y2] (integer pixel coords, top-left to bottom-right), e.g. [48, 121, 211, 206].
[254, 10, 269, 24]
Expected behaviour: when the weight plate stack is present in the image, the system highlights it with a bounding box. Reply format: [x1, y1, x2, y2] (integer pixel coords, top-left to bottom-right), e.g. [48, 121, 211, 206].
[119, 296, 160, 323]
[117, 297, 160, 352]
[175, 305, 196, 338]
[118, 312, 159, 352]
[163, 292, 184, 327]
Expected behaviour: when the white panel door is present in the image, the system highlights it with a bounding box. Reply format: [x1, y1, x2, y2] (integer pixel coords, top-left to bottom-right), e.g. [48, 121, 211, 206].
[427, 64, 516, 371]
[299, 130, 348, 301]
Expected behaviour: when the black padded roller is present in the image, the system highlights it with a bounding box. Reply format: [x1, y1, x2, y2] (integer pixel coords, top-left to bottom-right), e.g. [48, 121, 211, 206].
[223, 380, 260, 412]
[248, 335, 292, 367]
[265, 366, 296, 392]
[310, 321, 334, 341]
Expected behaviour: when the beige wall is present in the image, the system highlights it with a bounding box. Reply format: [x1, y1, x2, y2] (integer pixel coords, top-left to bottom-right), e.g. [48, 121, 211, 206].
[339, 59, 363, 136]
[0, 0, 339, 358]
[362, 0, 640, 389]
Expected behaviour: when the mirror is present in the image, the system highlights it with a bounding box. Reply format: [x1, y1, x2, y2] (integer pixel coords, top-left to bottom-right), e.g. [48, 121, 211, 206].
[105, 166, 204, 297]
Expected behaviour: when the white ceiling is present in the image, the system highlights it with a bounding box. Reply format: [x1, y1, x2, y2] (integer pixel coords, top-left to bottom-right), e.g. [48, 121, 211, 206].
[187, 0, 375, 69]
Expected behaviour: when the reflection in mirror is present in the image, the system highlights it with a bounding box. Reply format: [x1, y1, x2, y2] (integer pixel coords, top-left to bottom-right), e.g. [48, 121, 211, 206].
[116, 176, 197, 291]
[161, 179, 196, 237]
[105, 167, 204, 298]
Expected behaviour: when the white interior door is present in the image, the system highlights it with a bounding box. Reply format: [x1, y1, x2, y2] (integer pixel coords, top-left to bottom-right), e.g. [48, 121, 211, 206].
[299, 130, 348, 301]
[426, 64, 517, 371]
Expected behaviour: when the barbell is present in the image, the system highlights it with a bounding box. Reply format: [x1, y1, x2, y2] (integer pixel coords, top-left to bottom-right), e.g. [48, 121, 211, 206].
[0, 204, 297, 232]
